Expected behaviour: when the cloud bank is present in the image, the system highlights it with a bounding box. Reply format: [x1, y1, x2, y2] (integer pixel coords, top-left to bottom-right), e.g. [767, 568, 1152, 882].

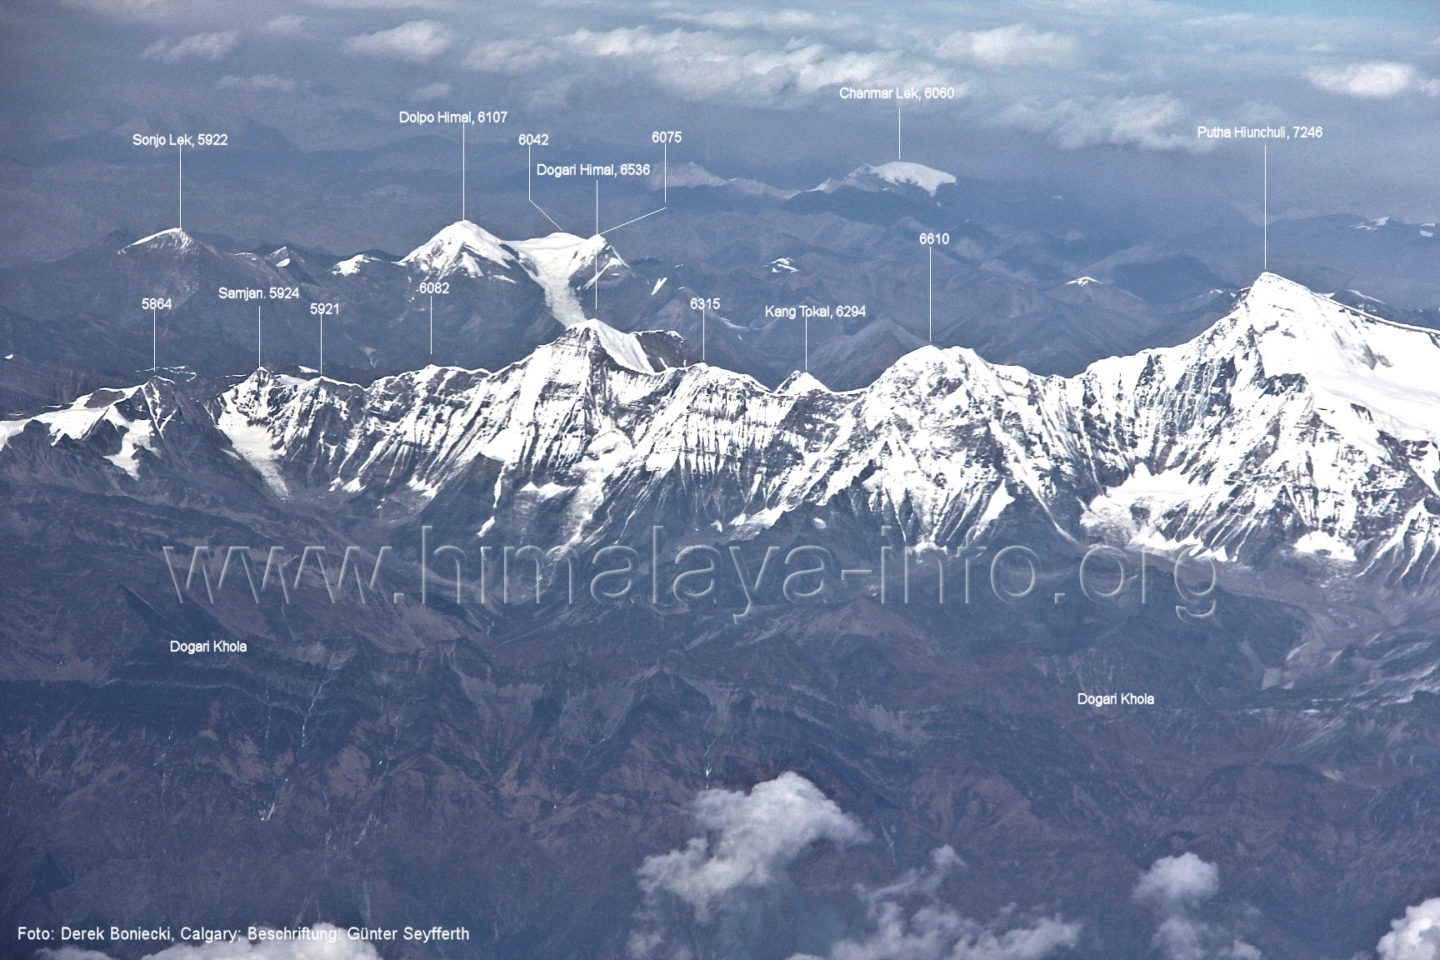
[1378, 898, 1440, 960]
[937, 24, 1078, 69]
[24, 0, 1440, 224]
[789, 843, 1079, 960]
[343, 20, 452, 63]
[217, 73, 298, 92]
[141, 30, 240, 62]
[1133, 854, 1261, 960]
[634, 770, 866, 927]
[1307, 61, 1439, 99]
[630, 773, 1078, 960]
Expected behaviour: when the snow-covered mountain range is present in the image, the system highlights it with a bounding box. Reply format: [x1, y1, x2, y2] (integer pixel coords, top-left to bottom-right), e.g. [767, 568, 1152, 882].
[0, 218, 653, 385]
[5, 273, 1438, 584]
[363, 219, 629, 328]
[11, 154, 1440, 419]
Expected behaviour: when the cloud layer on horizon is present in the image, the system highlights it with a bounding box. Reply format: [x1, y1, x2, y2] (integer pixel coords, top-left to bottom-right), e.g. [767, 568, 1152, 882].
[7, 0, 1439, 231]
[32, 0, 1440, 153]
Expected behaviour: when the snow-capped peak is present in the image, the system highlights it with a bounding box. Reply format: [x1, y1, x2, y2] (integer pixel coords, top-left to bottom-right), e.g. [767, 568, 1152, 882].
[569, 318, 656, 374]
[777, 370, 829, 394]
[865, 161, 957, 196]
[1067, 276, 1102, 287]
[333, 253, 381, 276]
[510, 232, 621, 327]
[0, 380, 177, 478]
[1228, 271, 1373, 329]
[655, 161, 797, 199]
[120, 227, 202, 256]
[1065, 272, 1440, 577]
[1215, 272, 1440, 444]
[817, 161, 957, 198]
[393, 222, 630, 325]
[400, 220, 517, 276]
[266, 246, 296, 268]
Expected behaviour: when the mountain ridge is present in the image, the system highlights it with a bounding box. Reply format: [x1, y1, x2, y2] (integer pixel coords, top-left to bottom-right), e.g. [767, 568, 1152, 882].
[5, 273, 1438, 588]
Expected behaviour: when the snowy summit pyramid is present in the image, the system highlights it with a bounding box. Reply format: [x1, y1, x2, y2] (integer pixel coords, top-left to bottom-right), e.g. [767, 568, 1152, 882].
[1072, 272, 1440, 572]
[384, 220, 630, 327]
[399, 220, 518, 276]
[119, 227, 207, 257]
[817, 161, 957, 197]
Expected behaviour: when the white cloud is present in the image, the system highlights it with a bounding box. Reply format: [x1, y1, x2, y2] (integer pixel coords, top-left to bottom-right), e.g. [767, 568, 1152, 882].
[634, 771, 865, 924]
[38, 925, 380, 960]
[1133, 854, 1261, 960]
[1133, 852, 1220, 909]
[629, 774, 1079, 960]
[1378, 898, 1440, 960]
[466, 26, 931, 106]
[343, 20, 453, 63]
[1307, 61, 1431, 99]
[58, 0, 176, 20]
[306, 0, 453, 7]
[1039, 0, 1173, 11]
[465, 37, 561, 75]
[580, 26, 687, 59]
[1002, 93, 1196, 151]
[660, 8, 828, 32]
[413, 81, 452, 99]
[938, 23, 1077, 68]
[799, 912, 1079, 960]
[218, 74, 298, 92]
[264, 15, 308, 35]
[165, 31, 239, 61]
[629, 772, 865, 958]
[791, 846, 1080, 960]
[141, 31, 240, 63]
[460, 11, 1381, 156]
[458, 16, 1225, 156]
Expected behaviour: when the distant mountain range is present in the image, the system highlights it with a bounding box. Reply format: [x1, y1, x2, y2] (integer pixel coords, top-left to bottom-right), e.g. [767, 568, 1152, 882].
[5, 159, 1436, 418]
